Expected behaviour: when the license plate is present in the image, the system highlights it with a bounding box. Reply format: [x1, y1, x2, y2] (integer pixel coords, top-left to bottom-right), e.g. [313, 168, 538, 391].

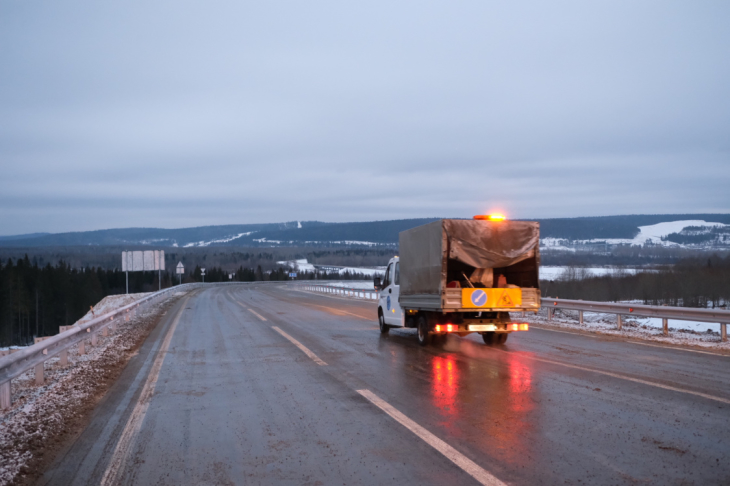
[468, 324, 497, 332]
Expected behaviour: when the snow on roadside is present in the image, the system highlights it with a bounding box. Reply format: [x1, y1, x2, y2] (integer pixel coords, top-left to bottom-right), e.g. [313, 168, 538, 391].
[524, 307, 730, 351]
[76, 292, 151, 325]
[0, 291, 183, 486]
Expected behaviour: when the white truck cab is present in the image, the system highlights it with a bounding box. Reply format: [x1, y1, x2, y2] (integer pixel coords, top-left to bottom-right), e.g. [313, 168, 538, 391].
[377, 257, 404, 330]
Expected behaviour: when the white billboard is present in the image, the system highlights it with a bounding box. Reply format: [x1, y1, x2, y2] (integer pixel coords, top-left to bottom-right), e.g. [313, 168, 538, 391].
[122, 250, 165, 271]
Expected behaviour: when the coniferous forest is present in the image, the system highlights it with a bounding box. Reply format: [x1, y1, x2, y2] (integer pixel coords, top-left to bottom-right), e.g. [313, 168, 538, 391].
[541, 254, 730, 308]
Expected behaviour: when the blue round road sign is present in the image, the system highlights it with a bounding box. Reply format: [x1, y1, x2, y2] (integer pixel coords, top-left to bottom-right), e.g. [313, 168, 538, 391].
[471, 289, 487, 306]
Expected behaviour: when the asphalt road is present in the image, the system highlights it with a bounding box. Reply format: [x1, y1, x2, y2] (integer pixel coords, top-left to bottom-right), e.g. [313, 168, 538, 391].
[39, 284, 730, 485]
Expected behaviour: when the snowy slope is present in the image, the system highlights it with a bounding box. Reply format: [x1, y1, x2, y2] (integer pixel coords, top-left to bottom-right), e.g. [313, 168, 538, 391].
[541, 220, 729, 249]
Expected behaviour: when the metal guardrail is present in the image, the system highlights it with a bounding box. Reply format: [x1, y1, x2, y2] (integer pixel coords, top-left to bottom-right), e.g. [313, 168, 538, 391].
[0, 282, 206, 410]
[301, 284, 730, 342]
[302, 284, 378, 301]
[543, 298, 730, 342]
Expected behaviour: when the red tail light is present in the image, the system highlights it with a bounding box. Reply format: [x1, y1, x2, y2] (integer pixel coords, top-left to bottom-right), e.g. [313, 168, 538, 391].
[435, 325, 442, 332]
[446, 324, 454, 332]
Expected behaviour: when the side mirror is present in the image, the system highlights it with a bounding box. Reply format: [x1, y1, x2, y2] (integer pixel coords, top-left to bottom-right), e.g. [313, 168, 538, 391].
[373, 275, 382, 291]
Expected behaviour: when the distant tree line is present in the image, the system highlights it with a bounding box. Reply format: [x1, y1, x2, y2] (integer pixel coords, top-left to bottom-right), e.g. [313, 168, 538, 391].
[541, 246, 730, 266]
[0, 256, 173, 347]
[541, 254, 730, 308]
[0, 258, 372, 346]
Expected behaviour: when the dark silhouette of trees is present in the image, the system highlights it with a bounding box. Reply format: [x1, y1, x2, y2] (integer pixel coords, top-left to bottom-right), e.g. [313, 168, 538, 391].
[542, 254, 730, 308]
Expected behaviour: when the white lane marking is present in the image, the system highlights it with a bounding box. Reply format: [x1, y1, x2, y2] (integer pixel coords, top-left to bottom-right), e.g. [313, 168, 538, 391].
[248, 308, 268, 321]
[101, 297, 188, 486]
[523, 354, 730, 405]
[307, 303, 370, 320]
[272, 326, 327, 366]
[626, 341, 729, 357]
[233, 300, 268, 321]
[356, 389, 506, 486]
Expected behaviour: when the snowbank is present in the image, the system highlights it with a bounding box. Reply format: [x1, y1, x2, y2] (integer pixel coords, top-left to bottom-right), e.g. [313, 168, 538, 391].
[75, 292, 152, 325]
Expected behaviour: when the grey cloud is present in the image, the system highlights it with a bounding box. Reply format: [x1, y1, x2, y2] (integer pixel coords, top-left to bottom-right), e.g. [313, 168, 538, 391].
[1, 0, 729, 234]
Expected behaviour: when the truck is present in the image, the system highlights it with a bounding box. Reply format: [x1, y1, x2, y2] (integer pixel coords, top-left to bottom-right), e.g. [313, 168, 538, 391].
[375, 216, 541, 346]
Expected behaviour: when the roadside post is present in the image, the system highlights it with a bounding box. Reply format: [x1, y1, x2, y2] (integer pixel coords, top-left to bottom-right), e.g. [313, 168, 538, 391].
[201, 268, 206, 283]
[176, 262, 185, 285]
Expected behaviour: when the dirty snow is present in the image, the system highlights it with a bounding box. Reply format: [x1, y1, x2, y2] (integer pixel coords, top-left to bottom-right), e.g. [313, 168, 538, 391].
[75, 292, 152, 325]
[0, 291, 184, 485]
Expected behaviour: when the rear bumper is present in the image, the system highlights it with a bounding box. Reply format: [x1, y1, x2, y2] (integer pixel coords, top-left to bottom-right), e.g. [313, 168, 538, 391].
[432, 322, 529, 334]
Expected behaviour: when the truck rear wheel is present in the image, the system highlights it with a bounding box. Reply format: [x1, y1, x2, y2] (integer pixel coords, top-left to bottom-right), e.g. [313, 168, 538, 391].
[498, 333, 509, 344]
[417, 315, 431, 346]
[378, 311, 389, 334]
[481, 332, 497, 345]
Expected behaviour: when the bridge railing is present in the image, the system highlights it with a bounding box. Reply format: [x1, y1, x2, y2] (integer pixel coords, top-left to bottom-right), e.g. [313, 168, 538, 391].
[543, 298, 730, 342]
[301, 283, 378, 301]
[0, 282, 206, 410]
[300, 284, 730, 342]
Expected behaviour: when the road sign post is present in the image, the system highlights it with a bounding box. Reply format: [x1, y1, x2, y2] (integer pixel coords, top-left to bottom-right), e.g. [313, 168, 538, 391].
[122, 250, 165, 294]
[176, 262, 185, 285]
[201, 268, 206, 283]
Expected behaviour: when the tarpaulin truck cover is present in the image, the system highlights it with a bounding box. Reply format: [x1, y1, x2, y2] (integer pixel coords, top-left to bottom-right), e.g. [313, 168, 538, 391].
[399, 219, 540, 298]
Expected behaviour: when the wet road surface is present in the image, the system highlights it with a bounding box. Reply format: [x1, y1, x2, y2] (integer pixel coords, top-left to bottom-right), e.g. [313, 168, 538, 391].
[40, 284, 730, 485]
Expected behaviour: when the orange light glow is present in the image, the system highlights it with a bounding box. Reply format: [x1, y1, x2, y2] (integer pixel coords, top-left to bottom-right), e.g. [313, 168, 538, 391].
[435, 325, 442, 332]
[511, 323, 519, 331]
[519, 323, 529, 331]
[432, 356, 459, 418]
[446, 324, 454, 332]
[473, 213, 507, 221]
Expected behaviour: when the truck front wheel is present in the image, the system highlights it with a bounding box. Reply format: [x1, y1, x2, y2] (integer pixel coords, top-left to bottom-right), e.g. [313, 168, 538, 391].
[417, 315, 431, 346]
[378, 310, 389, 334]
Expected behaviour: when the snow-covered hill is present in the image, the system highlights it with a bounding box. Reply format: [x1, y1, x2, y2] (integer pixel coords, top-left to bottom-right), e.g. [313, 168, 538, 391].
[541, 220, 729, 251]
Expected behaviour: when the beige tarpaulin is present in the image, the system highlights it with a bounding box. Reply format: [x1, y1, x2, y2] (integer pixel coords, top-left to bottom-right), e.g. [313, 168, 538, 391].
[444, 220, 539, 269]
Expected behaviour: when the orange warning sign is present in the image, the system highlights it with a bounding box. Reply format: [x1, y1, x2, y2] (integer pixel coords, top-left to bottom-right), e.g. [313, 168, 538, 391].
[461, 288, 522, 308]
[497, 292, 514, 307]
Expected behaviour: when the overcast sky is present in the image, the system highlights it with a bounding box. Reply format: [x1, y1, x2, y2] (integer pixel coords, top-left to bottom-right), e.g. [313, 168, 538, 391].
[1, 1, 729, 235]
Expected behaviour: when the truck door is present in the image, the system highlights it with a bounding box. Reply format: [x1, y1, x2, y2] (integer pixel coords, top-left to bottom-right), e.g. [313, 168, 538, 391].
[383, 261, 404, 326]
